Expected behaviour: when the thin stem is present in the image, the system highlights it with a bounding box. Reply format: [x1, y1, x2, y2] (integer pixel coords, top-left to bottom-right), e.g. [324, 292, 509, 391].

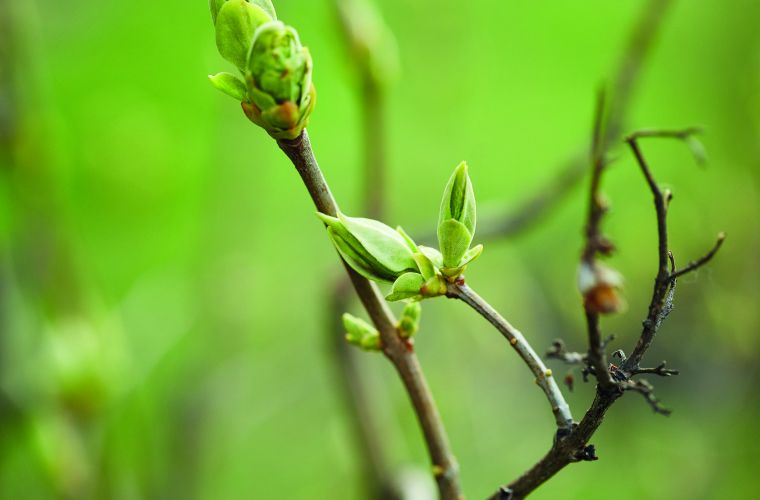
[277, 131, 462, 500]
[329, 1, 396, 494]
[579, 91, 617, 392]
[447, 283, 573, 430]
[622, 136, 674, 371]
[670, 233, 725, 280]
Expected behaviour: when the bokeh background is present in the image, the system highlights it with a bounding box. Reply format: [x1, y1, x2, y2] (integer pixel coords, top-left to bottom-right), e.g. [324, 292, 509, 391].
[1, 0, 759, 498]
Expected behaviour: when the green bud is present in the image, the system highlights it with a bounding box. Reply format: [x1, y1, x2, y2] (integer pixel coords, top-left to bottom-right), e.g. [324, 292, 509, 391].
[243, 21, 316, 139]
[398, 302, 422, 338]
[437, 162, 479, 275]
[318, 212, 419, 283]
[343, 313, 381, 351]
[214, 0, 272, 71]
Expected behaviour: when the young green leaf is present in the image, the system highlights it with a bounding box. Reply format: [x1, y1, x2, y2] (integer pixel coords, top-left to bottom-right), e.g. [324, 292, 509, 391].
[438, 219, 472, 269]
[208, 72, 248, 101]
[215, 0, 271, 71]
[386, 273, 426, 302]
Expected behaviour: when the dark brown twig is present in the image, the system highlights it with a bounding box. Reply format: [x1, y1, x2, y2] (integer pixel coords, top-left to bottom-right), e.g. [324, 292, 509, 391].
[630, 361, 679, 377]
[578, 90, 618, 393]
[622, 379, 672, 415]
[670, 233, 726, 280]
[278, 131, 462, 500]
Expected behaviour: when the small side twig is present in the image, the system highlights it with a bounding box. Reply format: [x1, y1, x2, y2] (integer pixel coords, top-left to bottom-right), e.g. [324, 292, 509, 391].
[447, 283, 574, 430]
[630, 361, 679, 377]
[579, 90, 618, 392]
[621, 379, 672, 415]
[546, 339, 587, 365]
[670, 233, 726, 280]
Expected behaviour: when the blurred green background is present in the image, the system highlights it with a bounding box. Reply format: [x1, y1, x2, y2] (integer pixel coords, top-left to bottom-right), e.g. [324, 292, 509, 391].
[1, 0, 759, 498]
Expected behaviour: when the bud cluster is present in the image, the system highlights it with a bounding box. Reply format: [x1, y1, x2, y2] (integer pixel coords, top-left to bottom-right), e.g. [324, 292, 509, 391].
[318, 162, 483, 304]
[208, 0, 315, 139]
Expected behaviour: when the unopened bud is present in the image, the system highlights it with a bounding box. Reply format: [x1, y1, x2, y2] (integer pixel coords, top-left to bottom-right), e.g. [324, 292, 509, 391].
[343, 313, 381, 351]
[398, 302, 422, 338]
[578, 261, 625, 314]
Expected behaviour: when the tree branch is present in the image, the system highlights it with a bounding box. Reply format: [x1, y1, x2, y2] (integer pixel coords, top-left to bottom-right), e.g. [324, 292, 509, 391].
[277, 131, 462, 500]
[446, 283, 573, 430]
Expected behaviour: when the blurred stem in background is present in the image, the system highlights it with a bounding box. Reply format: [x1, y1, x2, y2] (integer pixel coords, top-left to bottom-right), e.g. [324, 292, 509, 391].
[330, 1, 411, 497]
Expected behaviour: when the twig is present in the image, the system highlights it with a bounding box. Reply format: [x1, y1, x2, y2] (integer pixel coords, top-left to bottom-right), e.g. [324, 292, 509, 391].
[622, 379, 672, 415]
[578, 90, 618, 393]
[278, 131, 462, 500]
[670, 233, 725, 280]
[446, 283, 573, 430]
[546, 339, 586, 365]
[631, 361, 679, 377]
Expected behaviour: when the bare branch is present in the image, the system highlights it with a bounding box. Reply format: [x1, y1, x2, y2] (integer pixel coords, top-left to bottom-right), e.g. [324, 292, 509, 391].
[546, 339, 587, 365]
[578, 91, 618, 392]
[631, 361, 679, 377]
[622, 379, 672, 416]
[670, 233, 726, 280]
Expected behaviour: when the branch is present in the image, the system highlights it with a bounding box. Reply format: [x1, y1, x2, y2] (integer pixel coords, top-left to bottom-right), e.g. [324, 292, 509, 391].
[277, 131, 462, 500]
[546, 339, 587, 365]
[630, 361, 679, 377]
[622, 131, 726, 371]
[621, 379, 672, 415]
[577, 90, 619, 393]
[670, 233, 725, 280]
[446, 283, 573, 430]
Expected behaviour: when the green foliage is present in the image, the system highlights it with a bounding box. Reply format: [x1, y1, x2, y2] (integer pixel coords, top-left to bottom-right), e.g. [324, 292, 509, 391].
[208, 0, 314, 139]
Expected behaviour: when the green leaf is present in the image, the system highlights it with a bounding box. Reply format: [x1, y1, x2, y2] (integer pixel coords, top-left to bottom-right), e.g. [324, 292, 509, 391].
[215, 0, 270, 71]
[396, 226, 419, 253]
[459, 244, 483, 268]
[208, 72, 248, 101]
[418, 246, 444, 269]
[327, 228, 397, 283]
[386, 273, 425, 302]
[339, 213, 418, 274]
[412, 252, 436, 281]
[249, 0, 277, 20]
[437, 219, 472, 269]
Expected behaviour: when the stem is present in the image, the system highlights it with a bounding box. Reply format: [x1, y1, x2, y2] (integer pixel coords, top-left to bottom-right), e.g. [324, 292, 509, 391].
[277, 131, 463, 500]
[447, 283, 573, 430]
[579, 90, 617, 391]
